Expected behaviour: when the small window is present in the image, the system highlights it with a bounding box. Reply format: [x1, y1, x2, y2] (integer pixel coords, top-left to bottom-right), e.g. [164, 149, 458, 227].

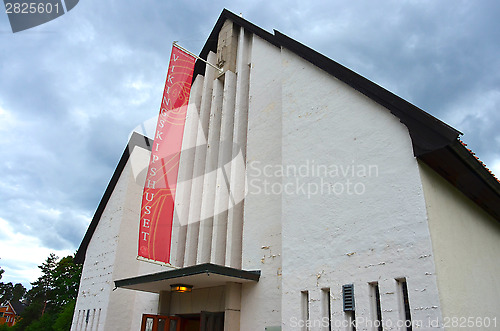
[301, 290, 309, 331]
[322, 288, 332, 331]
[369, 282, 383, 331]
[396, 278, 412, 331]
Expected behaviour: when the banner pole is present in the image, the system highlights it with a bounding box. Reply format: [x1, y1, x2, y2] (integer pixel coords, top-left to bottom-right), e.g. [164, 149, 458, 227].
[173, 41, 223, 74]
[136, 256, 180, 268]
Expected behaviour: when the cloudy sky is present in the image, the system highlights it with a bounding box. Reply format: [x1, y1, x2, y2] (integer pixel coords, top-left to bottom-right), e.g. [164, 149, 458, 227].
[1, 0, 499, 288]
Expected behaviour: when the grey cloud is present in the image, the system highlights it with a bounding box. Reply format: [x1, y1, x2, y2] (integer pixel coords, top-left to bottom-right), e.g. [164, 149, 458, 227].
[0, 0, 499, 285]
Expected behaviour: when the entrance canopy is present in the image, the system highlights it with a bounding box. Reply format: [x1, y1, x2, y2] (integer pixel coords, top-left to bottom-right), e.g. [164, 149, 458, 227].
[115, 263, 260, 293]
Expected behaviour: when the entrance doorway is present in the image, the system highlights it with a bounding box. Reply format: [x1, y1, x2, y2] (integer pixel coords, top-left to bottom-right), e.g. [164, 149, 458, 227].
[141, 312, 224, 331]
[141, 315, 180, 331]
[200, 311, 224, 331]
[176, 314, 200, 331]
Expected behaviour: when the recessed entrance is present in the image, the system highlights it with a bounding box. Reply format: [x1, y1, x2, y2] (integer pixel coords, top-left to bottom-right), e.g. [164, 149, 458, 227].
[176, 314, 200, 331]
[141, 315, 180, 331]
[141, 312, 224, 331]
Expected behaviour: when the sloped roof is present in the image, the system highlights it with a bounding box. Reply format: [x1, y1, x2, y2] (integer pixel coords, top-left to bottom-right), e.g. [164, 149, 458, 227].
[197, 9, 500, 220]
[75, 9, 500, 264]
[196, 9, 461, 157]
[10, 301, 26, 315]
[75, 132, 152, 263]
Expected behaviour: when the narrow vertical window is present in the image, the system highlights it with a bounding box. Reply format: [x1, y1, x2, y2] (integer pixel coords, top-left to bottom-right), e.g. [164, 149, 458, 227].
[322, 288, 332, 331]
[96, 308, 102, 328]
[301, 290, 309, 331]
[89, 308, 96, 329]
[75, 310, 81, 329]
[76, 310, 83, 330]
[396, 278, 412, 330]
[343, 284, 356, 331]
[369, 282, 383, 331]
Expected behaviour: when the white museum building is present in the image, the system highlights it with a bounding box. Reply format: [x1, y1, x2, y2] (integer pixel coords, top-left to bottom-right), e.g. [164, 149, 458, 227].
[71, 9, 500, 331]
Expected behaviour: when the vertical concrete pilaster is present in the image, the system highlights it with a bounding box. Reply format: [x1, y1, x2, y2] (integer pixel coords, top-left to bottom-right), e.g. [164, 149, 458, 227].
[225, 26, 251, 268]
[217, 20, 239, 74]
[158, 291, 171, 316]
[170, 73, 205, 267]
[224, 282, 242, 331]
[170, 51, 216, 267]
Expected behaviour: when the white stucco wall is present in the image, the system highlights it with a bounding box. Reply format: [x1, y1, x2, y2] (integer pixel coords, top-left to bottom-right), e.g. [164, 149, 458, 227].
[419, 162, 500, 330]
[72, 146, 164, 331]
[279, 48, 443, 330]
[240, 34, 283, 331]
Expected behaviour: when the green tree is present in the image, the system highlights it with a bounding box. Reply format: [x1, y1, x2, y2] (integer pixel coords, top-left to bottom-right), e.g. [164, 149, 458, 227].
[0, 323, 12, 331]
[11, 302, 43, 330]
[0, 282, 26, 305]
[0, 282, 14, 304]
[24, 311, 56, 331]
[14, 253, 82, 330]
[25, 253, 59, 314]
[51, 257, 81, 309]
[53, 300, 76, 331]
[12, 283, 26, 302]
[0, 262, 27, 305]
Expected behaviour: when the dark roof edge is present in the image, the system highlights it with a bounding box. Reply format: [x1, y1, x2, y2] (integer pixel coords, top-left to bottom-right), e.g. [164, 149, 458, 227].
[271, 27, 500, 221]
[74, 132, 152, 263]
[451, 141, 500, 197]
[196, 9, 460, 157]
[201, 9, 500, 220]
[419, 141, 500, 221]
[115, 263, 261, 288]
[272, 30, 461, 156]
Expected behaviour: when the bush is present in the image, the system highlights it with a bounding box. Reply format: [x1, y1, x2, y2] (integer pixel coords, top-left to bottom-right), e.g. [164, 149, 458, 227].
[24, 312, 56, 331]
[53, 301, 76, 331]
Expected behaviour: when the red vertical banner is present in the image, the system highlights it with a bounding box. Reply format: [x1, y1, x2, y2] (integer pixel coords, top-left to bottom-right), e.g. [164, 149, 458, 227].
[138, 45, 196, 264]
